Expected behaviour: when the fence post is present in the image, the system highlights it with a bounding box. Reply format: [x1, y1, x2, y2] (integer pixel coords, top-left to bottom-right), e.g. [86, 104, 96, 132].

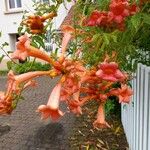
[139, 65, 146, 150]
[134, 64, 141, 150]
[142, 67, 150, 150]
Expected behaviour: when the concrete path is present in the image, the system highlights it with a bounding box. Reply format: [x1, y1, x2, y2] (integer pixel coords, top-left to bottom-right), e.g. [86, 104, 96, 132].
[0, 77, 75, 150]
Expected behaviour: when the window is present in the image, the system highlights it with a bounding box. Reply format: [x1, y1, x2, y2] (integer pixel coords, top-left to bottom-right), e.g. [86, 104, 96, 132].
[41, 0, 50, 4]
[7, 0, 22, 10]
[43, 0, 49, 3]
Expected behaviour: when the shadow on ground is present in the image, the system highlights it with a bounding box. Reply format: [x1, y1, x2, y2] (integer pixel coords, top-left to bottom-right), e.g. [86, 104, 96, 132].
[26, 123, 66, 149]
[0, 125, 11, 136]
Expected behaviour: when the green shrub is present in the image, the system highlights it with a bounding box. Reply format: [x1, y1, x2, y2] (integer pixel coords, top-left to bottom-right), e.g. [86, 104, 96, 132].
[0, 70, 8, 76]
[105, 97, 121, 117]
[7, 61, 51, 74]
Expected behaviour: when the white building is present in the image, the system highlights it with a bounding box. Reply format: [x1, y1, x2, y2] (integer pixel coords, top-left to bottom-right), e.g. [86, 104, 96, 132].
[0, 0, 73, 69]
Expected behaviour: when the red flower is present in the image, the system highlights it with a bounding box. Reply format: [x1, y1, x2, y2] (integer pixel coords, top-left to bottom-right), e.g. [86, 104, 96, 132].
[129, 4, 140, 15]
[96, 62, 125, 82]
[97, 12, 110, 27]
[109, 0, 130, 23]
[86, 10, 101, 26]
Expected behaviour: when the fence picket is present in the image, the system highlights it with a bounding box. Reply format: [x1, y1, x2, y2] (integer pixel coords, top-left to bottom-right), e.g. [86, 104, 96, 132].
[139, 65, 145, 150]
[147, 70, 150, 150]
[142, 68, 150, 150]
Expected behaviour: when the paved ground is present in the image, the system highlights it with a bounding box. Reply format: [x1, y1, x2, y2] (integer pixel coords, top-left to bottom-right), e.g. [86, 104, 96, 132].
[0, 76, 75, 150]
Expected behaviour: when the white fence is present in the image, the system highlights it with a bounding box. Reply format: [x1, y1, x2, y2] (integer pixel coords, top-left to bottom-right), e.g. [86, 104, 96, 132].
[121, 64, 150, 150]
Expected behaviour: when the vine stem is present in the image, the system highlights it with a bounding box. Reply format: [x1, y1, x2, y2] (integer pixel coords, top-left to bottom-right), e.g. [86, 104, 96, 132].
[0, 46, 20, 66]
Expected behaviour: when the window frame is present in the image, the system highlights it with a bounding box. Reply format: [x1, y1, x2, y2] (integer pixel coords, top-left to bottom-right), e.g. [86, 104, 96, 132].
[40, 0, 50, 4]
[6, 0, 23, 12]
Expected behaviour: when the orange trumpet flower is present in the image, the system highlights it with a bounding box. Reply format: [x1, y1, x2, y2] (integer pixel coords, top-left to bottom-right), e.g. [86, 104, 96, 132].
[11, 35, 57, 67]
[37, 83, 64, 121]
[96, 62, 125, 82]
[93, 102, 110, 128]
[7, 70, 50, 95]
[118, 84, 133, 103]
[59, 25, 75, 63]
[24, 12, 57, 34]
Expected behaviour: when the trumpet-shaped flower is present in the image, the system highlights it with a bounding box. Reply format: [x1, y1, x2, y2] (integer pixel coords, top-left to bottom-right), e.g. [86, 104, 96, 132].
[93, 103, 110, 128]
[37, 83, 64, 121]
[68, 101, 82, 115]
[11, 35, 55, 66]
[99, 94, 108, 102]
[59, 25, 75, 62]
[11, 35, 30, 61]
[7, 70, 50, 94]
[96, 62, 124, 82]
[23, 80, 37, 89]
[109, 0, 130, 24]
[26, 16, 44, 34]
[118, 84, 133, 103]
[86, 10, 101, 26]
[0, 92, 5, 100]
[24, 12, 57, 34]
[109, 84, 133, 103]
[67, 91, 82, 115]
[0, 94, 13, 115]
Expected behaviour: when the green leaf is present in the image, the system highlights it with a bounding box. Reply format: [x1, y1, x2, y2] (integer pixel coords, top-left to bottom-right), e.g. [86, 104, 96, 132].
[0, 55, 4, 63]
[2, 42, 9, 47]
[111, 35, 117, 43]
[7, 61, 13, 70]
[131, 14, 141, 31]
[92, 33, 101, 42]
[142, 13, 150, 25]
[18, 26, 23, 35]
[103, 33, 110, 45]
[31, 41, 39, 48]
[32, 36, 45, 49]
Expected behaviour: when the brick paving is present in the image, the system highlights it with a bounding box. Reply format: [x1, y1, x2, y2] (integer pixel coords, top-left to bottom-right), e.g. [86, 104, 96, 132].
[0, 76, 75, 150]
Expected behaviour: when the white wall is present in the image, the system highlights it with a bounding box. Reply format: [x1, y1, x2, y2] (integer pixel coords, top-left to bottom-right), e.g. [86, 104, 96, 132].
[53, 2, 73, 29]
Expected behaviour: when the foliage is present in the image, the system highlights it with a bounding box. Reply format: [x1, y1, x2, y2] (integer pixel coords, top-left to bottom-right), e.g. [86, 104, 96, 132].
[72, 0, 150, 71]
[105, 97, 121, 117]
[7, 61, 51, 74]
[70, 0, 150, 115]
[0, 70, 8, 76]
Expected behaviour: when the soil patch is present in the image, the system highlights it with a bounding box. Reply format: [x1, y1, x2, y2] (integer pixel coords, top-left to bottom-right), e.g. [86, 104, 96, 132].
[68, 101, 129, 150]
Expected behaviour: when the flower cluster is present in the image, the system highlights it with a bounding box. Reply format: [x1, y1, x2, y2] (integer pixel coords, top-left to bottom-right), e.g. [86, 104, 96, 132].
[85, 0, 139, 30]
[0, 24, 133, 128]
[0, 71, 38, 115]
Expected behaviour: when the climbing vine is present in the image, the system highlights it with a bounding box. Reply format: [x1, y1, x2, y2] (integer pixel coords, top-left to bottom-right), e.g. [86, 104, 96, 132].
[0, 0, 149, 129]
